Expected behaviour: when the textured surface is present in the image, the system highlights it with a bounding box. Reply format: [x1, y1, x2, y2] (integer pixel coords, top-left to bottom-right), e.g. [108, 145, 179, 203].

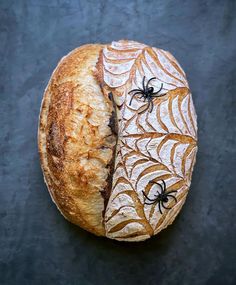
[39, 40, 197, 241]
[38, 44, 114, 237]
[97, 40, 197, 241]
[0, 0, 236, 284]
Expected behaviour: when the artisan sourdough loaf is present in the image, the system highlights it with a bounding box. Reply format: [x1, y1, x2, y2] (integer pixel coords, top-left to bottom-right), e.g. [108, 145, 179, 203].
[38, 40, 197, 241]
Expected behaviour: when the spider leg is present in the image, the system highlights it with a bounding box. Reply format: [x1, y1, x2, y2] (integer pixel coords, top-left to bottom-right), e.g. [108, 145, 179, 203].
[146, 77, 156, 89]
[161, 201, 171, 210]
[130, 91, 143, 96]
[138, 100, 150, 114]
[157, 182, 165, 193]
[136, 94, 145, 101]
[150, 181, 164, 193]
[129, 92, 143, 106]
[158, 83, 164, 92]
[166, 194, 178, 203]
[142, 191, 158, 202]
[151, 83, 163, 95]
[151, 181, 162, 187]
[161, 179, 166, 192]
[132, 92, 144, 97]
[138, 94, 145, 100]
[154, 191, 161, 197]
[149, 100, 154, 113]
[142, 76, 146, 92]
[128, 88, 142, 94]
[158, 201, 163, 214]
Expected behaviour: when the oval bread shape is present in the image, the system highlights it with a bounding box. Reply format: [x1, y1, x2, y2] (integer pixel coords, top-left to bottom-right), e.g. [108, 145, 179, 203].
[38, 41, 198, 242]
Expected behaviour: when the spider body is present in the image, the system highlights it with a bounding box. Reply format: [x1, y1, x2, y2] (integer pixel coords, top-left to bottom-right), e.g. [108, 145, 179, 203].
[128, 76, 164, 113]
[142, 180, 177, 214]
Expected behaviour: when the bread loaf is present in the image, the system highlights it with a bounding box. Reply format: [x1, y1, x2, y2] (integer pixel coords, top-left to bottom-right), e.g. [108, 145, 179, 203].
[38, 40, 197, 241]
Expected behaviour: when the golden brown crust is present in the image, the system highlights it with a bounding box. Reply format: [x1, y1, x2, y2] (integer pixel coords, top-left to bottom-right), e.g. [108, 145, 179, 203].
[38, 44, 117, 236]
[39, 40, 198, 241]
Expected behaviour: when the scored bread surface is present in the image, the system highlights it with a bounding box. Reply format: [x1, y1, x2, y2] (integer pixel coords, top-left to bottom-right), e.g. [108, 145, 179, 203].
[39, 40, 197, 241]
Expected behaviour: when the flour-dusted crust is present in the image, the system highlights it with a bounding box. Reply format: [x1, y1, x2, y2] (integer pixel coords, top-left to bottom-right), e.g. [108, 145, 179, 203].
[38, 40, 197, 241]
[96, 40, 197, 241]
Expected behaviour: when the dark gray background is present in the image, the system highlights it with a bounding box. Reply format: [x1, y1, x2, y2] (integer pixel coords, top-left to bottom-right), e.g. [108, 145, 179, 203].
[1, 0, 236, 284]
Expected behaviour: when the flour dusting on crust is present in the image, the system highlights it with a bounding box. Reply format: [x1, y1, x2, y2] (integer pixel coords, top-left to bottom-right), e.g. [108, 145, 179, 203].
[97, 40, 197, 241]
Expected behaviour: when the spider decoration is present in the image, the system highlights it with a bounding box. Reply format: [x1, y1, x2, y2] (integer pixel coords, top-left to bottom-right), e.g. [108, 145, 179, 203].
[142, 180, 177, 214]
[128, 76, 165, 113]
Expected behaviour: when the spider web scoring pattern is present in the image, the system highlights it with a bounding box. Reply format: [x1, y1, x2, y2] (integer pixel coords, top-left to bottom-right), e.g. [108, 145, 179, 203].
[100, 40, 197, 241]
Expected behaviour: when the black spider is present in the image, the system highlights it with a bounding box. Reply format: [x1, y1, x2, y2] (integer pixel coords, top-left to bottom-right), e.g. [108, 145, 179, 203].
[128, 76, 164, 113]
[142, 180, 177, 214]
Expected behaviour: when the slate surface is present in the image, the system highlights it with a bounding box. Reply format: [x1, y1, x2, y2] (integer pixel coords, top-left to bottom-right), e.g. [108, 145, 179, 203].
[0, 1, 236, 284]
